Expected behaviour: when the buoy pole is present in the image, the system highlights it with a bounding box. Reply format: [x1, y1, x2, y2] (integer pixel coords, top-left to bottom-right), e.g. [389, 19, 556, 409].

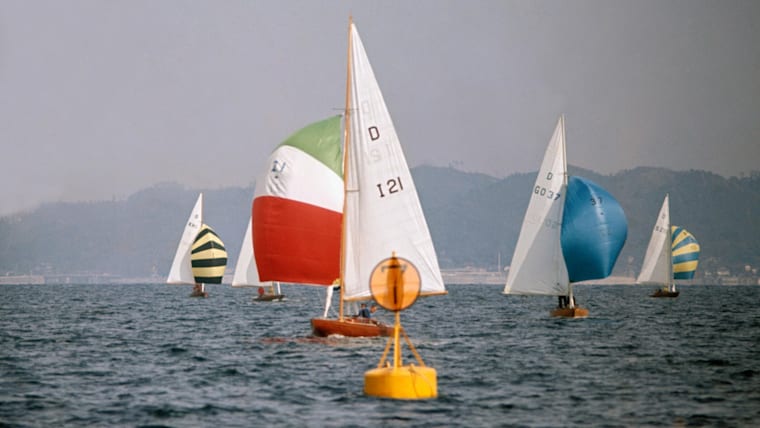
[393, 310, 401, 368]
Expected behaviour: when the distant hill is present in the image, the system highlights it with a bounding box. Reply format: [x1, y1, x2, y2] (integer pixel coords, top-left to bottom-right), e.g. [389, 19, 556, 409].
[1, 166, 758, 279]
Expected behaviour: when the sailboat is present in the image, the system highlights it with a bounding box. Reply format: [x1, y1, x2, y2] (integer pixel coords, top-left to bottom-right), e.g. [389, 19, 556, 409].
[231, 217, 284, 301]
[167, 193, 228, 297]
[637, 194, 700, 297]
[245, 115, 344, 307]
[310, 19, 447, 337]
[502, 116, 627, 317]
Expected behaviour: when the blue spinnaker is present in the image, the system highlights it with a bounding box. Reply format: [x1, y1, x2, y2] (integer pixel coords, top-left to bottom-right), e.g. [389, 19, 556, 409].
[561, 176, 628, 282]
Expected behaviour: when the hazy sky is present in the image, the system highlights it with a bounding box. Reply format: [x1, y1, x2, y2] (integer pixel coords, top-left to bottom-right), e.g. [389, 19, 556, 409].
[2, 1, 759, 216]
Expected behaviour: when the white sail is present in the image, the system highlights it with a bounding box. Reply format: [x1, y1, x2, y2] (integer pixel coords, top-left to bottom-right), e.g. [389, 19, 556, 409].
[253, 145, 344, 214]
[231, 217, 263, 287]
[503, 117, 569, 296]
[167, 193, 203, 285]
[637, 194, 672, 286]
[323, 285, 334, 318]
[342, 23, 445, 301]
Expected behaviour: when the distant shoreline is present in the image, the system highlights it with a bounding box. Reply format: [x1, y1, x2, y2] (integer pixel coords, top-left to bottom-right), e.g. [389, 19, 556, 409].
[1, 272, 756, 286]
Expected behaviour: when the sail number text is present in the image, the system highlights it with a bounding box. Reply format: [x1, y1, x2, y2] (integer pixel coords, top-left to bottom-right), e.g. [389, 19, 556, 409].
[534, 185, 561, 200]
[377, 177, 404, 198]
[535, 172, 560, 200]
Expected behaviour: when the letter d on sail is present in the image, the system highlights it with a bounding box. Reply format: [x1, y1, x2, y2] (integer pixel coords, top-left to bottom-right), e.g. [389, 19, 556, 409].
[368, 126, 380, 141]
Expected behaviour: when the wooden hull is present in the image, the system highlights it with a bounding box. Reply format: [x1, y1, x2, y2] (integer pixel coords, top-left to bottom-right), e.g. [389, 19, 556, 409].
[254, 294, 285, 302]
[651, 289, 679, 298]
[310, 317, 395, 338]
[190, 291, 208, 298]
[550, 307, 589, 318]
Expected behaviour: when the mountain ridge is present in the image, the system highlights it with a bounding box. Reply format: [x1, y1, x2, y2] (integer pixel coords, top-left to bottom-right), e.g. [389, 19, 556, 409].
[1, 166, 758, 280]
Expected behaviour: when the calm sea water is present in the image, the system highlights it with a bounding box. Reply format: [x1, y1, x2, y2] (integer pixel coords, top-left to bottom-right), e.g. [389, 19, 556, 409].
[1, 283, 759, 427]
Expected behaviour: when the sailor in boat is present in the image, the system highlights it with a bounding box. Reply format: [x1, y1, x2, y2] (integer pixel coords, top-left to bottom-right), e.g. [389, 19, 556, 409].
[190, 283, 207, 298]
[353, 303, 379, 324]
[359, 303, 371, 318]
[257, 286, 265, 299]
[557, 295, 576, 309]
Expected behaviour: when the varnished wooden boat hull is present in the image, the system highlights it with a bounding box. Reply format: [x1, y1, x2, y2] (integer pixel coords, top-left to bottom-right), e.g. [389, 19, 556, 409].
[310, 318, 395, 338]
[651, 289, 679, 298]
[254, 294, 285, 302]
[550, 307, 589, 318]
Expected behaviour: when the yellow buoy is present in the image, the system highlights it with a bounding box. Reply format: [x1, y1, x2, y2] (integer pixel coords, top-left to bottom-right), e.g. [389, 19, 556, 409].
[364, 253, 437, 400]
[364, 365, 437, 400]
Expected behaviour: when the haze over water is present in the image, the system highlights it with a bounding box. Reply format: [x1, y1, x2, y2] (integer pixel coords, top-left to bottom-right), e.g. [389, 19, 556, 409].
[3, 1, 759, 216]
[2, 283, 759, 426]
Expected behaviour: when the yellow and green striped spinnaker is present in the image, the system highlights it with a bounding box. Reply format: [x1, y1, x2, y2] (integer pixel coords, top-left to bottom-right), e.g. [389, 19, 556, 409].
[191, 224, 227, 284]
[671, 226, 699, 280]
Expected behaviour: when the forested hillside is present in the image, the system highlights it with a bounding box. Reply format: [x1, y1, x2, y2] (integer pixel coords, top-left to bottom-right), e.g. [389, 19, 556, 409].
[1, 167, 758, 278]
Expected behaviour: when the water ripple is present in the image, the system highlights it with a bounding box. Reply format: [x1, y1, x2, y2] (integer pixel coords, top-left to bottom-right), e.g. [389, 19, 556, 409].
[1, 283, 759, 426]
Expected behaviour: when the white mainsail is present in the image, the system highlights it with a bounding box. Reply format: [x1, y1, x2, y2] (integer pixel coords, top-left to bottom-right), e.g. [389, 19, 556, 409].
[167, 193, 203, 285]
[637, 194, 672, 287]
[342, 22, 445, 302]
[231, 217, 263, 287]
[503, 116, 569, 296]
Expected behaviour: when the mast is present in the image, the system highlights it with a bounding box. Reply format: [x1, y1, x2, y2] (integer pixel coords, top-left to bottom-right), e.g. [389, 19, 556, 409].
[198, 193, 204, 288]
[559, 115, 575, 308]
[199, 192, 206, 293]
[560, 115, 567, 188]
[338, 16, 353, 321]
[666, 194, 674, 292]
